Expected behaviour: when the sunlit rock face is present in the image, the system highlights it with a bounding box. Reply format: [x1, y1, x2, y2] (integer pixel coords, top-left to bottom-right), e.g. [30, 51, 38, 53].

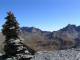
[31, 48, 80, 60]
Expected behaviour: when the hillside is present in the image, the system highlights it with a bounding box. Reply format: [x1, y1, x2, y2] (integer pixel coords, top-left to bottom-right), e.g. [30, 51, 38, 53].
[0, 24, 80, 51]
[20, 24, 80, 51]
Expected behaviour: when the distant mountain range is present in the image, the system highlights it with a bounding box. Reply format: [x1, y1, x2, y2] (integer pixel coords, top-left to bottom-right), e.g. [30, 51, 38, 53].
[0, 24, 80, 51]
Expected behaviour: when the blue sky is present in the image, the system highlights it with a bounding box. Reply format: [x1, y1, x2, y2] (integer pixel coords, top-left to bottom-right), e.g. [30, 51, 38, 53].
[0, 0, 80, 31]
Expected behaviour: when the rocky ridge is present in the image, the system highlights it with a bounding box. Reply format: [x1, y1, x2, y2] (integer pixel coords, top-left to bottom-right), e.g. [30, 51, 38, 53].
[0, 24, 80, 51]
[20, 24, 80, 50]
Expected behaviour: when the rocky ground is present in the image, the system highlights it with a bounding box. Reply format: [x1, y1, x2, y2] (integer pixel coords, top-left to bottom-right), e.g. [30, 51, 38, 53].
[31, 48, 80, 60]
[0, 48, 80, 60]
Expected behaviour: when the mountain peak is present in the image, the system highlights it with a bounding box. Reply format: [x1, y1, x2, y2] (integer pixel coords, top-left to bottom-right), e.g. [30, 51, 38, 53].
[21, 27, 42, 33]
[66, 24, 76, 28]
[60, 24, 77, 32]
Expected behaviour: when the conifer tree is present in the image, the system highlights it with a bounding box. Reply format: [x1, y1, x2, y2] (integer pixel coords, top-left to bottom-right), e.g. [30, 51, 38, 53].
[2, 11, 20, 41]
[1, 11, 20, 57]
[1, 11, 35, 60]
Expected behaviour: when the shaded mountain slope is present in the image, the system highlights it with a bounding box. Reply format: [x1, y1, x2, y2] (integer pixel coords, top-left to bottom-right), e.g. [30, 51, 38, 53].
[0, 24, 80, 51]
